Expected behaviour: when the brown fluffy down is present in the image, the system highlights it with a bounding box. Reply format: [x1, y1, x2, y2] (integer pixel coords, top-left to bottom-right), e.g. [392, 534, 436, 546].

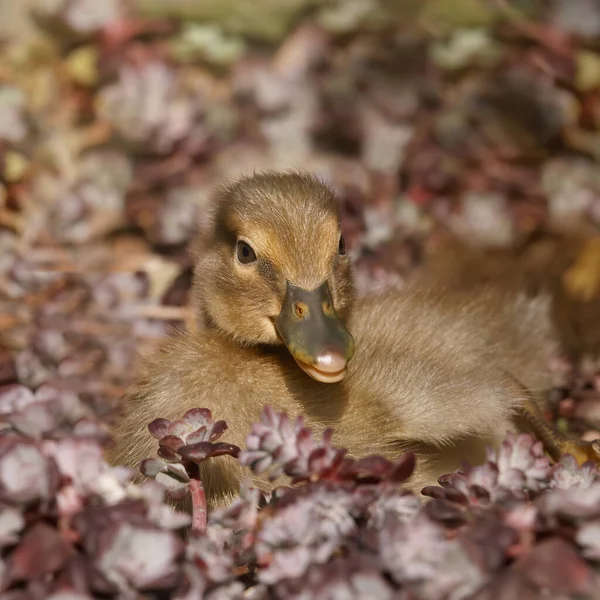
[108, 171, 562, 509]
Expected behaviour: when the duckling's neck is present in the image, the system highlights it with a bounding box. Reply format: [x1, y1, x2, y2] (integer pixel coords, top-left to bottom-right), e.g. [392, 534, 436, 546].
[197, 306, 215, 333]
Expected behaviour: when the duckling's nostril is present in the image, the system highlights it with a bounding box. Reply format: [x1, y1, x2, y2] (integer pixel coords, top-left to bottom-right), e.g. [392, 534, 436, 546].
[294, 302, 309, 319]
[322, 300, 334, 317]
[315, 349, 346, 373]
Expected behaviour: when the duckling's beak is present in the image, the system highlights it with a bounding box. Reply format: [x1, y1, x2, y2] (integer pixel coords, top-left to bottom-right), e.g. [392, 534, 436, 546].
[274, 281, 355, 383]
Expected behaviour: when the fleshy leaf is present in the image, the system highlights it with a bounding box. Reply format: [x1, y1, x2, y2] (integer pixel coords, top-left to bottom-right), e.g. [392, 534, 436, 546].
[185, 426, 208, 445]
[159, 435, 185, 452]
[156, 472, 189, 500]
[148, 418, 172, 440]
[165, 462, 190, 482]
[5, 523, 74, 583]
[209, 420, 228, 442]
[140, 458, 166, 478]
[182, 408, 212, 429]
[168, 421, 193, 440]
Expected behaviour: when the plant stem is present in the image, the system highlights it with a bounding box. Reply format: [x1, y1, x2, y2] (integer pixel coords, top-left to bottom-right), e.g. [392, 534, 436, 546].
[189, 478, 207, 534]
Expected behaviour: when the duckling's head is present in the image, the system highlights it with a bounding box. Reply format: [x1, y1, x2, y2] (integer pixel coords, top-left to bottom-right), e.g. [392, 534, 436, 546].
[194, 171, 355, 383]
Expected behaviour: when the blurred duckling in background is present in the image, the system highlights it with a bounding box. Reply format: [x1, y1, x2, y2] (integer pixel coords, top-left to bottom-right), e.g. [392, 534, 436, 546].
[424, 229, 600, 364]
[109, 171, 600, 508]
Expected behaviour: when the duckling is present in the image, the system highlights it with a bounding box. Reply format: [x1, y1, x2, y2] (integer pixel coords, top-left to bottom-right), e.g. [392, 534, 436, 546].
[109, 171, 600, 508]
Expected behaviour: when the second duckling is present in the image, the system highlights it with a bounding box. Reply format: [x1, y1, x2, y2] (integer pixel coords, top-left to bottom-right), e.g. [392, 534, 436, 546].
[110, 171, 600, 508]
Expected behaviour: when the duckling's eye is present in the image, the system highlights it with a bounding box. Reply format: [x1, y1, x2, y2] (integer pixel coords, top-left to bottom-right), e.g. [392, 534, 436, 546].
[338, 235, 346, 256]
[236, 240, 257, 264]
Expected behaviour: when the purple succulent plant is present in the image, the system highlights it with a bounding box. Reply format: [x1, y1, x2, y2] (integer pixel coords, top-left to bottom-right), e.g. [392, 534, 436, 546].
[0, 382, 109, 442]
[424, 432, 553, 506]
[240, 405, 415, 486]
[139, 408, 240, 532]
[3, 377, 600, 600]
[141, 408, 240, 481]
[97, 60, 206, 155]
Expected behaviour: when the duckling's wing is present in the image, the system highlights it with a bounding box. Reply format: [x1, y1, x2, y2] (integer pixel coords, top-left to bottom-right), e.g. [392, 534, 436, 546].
[347, 277, 557, 447]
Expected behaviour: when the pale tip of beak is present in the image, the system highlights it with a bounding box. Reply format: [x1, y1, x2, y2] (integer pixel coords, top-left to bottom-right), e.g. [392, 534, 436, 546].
[315, 350, 347, 373]
[293, 350, 348, 383]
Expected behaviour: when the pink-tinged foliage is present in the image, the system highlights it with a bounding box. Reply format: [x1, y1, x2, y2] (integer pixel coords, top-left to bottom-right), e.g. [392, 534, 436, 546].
[140, 408, 240, 505]
[4, 377, 600, 599]
[424, 432, 554, 506]
[97, 60, 207, 155]
[139, 406, 600, 599]
[240, 405, 415, 485]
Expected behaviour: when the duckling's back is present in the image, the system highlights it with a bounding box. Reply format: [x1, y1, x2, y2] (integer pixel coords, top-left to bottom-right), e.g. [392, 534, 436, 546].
[340, 274, 557, 474]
